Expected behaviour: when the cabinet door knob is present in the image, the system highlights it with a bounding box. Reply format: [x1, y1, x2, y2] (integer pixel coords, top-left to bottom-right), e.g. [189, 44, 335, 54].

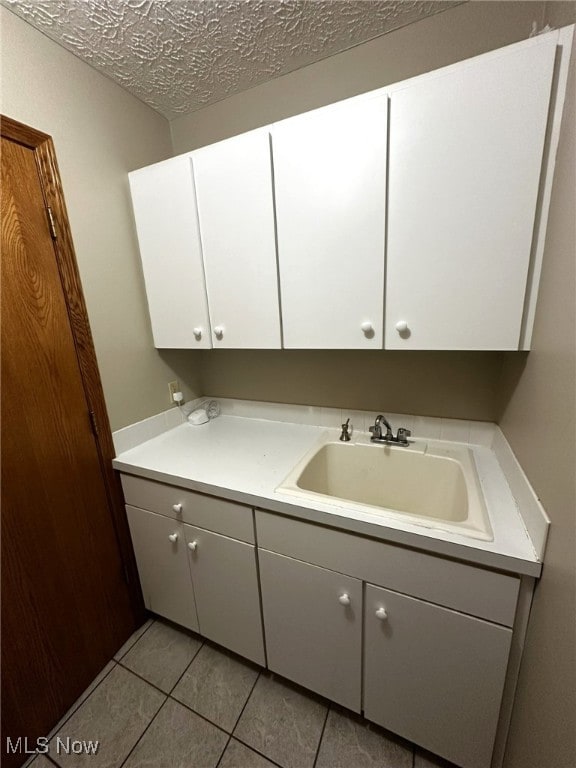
[361, 321, 373, 333]
[193, 327, 203, 340]
[395, 320, 408, 333]
[375, 606, 388, 621]
[214, 326, 224, 339]
[338, 593, 351, 606]
[172, 503, 183, 513]
[168, 533, 178, 543]
[188, 541, 198, 552]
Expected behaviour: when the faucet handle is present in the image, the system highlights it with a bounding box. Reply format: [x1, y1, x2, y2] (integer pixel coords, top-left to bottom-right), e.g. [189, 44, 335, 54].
[340, 418, 351, 442]
[396, 427, 412, 444]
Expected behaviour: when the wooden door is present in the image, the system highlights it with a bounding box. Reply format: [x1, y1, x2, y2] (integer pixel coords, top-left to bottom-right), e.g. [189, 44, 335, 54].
[193, 129, 281, 349]
[272, 94, 388, 349]
[363, 584, 512, 768]
[385, 36, 557, 350]
[129, 154, 212, 348]
[126, 507, 199, 631]
[184, 524, 265, 665]
[258, 550, 362, 711]
[1, 118, 141, 768]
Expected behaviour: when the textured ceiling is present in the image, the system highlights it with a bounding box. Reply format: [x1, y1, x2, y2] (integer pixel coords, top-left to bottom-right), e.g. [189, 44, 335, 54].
[3, 1, 460, 120]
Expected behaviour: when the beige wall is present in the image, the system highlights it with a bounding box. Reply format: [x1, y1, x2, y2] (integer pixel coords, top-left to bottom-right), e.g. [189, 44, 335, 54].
[498, 3, 576, 767]
[201, 350, 503, 420]
[1, 7, 202, 430]
[170, 1, 550, 422]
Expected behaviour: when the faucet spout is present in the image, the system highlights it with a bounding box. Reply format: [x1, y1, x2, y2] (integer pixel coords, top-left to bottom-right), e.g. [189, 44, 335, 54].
[371, 414, 393, 441]
[369, 414, 411, 446]
[377, 415, 394, 439]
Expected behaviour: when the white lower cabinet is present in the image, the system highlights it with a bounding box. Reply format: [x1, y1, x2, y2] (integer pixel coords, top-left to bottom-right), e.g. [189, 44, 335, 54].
[183, 524, 265, 665]
[124, 485, 521, 768]
[123, 479, 265, 664]
[364, 584, 512, 768]
[126, 505, 199, 632]
[258, 549, 362, 711]
[255, 510, 518, 768]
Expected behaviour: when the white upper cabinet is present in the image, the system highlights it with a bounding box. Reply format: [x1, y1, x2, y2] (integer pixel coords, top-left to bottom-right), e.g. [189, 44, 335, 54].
[128, 28, 571, 351]
[272, 95, 388, 349]
[129, 156, 211, 349]
[193, 129, 281, 348]
[385, 36, 557, 350]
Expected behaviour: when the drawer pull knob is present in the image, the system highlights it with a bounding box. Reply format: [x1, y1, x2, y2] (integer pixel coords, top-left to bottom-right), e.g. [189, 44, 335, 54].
[188, 541, 198, 552]
[193, 327, 202, 340]
[338, 593, 351, 606]
[172, 503, 183, 513]
[168, 533, 178, 543]
[375, 606, 388, 621]
[395, 320, 408, 333]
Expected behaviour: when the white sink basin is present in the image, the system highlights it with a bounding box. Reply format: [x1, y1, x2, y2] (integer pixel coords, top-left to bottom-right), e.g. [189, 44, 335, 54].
[278, 439, 493, 541]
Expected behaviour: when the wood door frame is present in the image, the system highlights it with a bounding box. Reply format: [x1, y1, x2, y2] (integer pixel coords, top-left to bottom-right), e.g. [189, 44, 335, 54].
[1, 115, 145, 622]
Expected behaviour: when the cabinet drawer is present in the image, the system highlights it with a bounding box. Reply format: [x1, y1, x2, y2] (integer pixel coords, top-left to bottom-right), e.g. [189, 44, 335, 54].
[256, 510, 519, 626]
[121, 474, 254, 543]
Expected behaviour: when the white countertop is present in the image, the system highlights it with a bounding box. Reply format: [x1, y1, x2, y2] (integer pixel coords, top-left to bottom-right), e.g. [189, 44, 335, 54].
[113, 414, 542, 577]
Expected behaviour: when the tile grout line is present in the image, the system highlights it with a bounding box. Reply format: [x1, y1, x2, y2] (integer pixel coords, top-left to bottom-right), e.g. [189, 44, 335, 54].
[49, 649, 166, 768]
[213, 734, 233, 768]
[312, 702, 331, 768]
[164, 692, 235, 737]
[168, 668, 263, 739]
[216, 669, 288, 768]
[166, 639, 205, 695]
[229, 735, 286, 768]
[45, 660, 118, 748]
[36, 621, 156, 765]
[114, 662, 264, 768]
[114, 617, 156, 661]
[230, 669, 261, 733]
[229, 671, 327, 768]
[117, 696, 170, 768]
[116, 659, 195, 703]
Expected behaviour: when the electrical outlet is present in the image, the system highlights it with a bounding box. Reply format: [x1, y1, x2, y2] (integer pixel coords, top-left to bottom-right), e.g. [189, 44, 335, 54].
[168, 380, 180, 404]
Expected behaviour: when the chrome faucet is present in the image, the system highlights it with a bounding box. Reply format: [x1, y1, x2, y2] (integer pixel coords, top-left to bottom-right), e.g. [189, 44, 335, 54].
[370, 414, 394, 441]
[369, 414, 411, 446]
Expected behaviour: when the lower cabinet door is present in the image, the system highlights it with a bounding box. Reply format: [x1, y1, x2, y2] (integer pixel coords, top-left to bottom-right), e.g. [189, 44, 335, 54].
[126, 505, 199, 631]
[184, 524, 265, 665]
[364, 584, 512, 768]
[259, 550, 362, 711]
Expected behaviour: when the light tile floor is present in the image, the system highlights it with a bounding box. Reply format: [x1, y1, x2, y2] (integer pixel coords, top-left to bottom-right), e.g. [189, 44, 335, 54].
[29, 618, 456, 768]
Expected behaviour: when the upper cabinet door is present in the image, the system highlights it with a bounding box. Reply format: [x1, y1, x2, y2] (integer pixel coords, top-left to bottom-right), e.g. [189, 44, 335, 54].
[386, 37, 557, 350]
[193, 129, 281, 349]
[129, 156, 211, 349]
[273, 95, 388, 349]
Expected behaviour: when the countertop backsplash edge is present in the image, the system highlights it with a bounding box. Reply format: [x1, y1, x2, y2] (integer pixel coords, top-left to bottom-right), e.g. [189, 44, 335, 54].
[113, 396, 498, 454]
